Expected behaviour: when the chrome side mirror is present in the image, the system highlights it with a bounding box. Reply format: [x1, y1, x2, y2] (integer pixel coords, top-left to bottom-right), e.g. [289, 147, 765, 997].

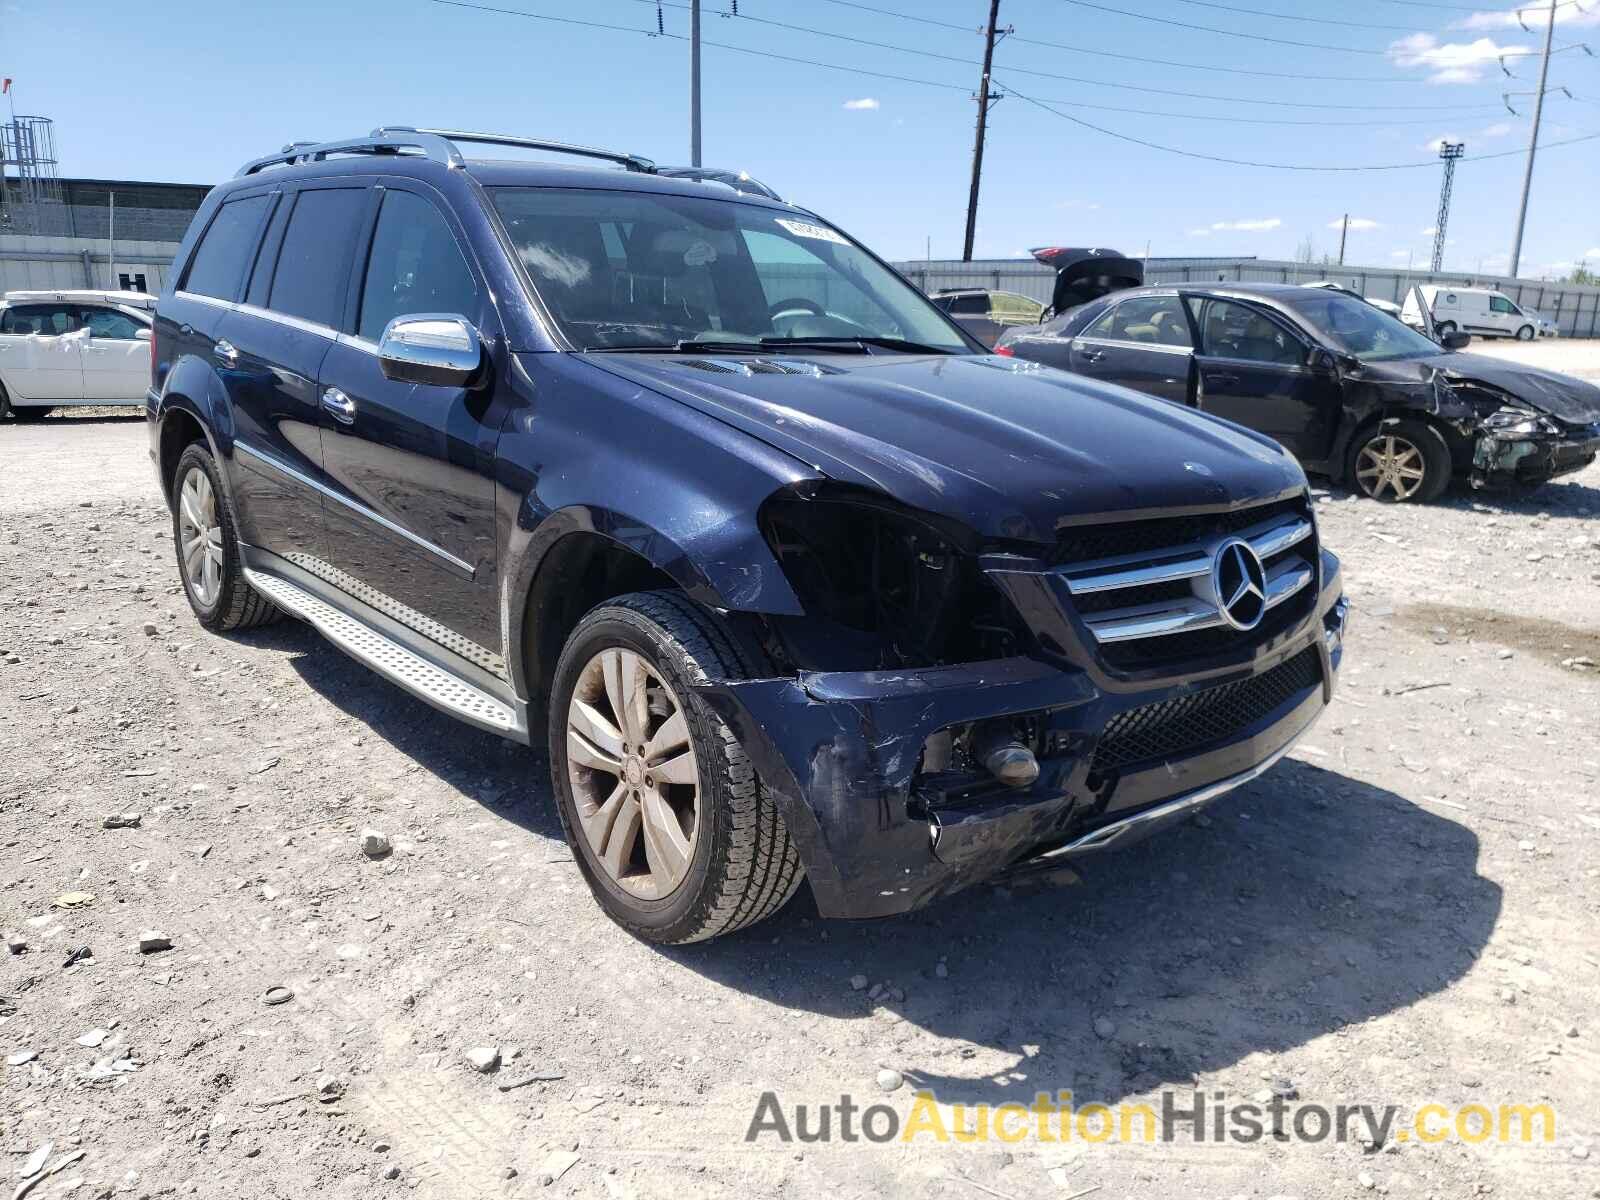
[135, 327, 153, 342]
[376, 315, 483, 387]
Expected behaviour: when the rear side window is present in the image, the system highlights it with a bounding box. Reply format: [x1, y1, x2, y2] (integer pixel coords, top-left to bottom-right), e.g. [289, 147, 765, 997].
[357, 191, 479, 342]
[184, 194, 271, 301]
[947, 294, 987, 315]
[0, 303, 75, 334]
[268, 187, 369, 329]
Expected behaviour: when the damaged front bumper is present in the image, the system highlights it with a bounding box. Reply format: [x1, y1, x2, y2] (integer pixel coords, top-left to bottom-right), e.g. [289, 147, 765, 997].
[700, 551, 1348, 920]
[1472, 421, 1600, 488]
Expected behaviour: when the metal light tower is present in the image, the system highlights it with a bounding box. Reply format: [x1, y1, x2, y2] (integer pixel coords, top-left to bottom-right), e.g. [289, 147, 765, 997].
[1431, 142, 1464, 273]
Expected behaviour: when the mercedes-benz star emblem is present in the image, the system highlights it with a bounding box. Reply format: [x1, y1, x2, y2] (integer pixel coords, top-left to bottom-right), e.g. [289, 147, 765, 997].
[1212, 538, 1267, 631]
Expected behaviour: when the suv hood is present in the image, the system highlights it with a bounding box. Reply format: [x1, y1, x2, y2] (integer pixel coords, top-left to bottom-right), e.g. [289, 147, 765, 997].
[580, 352, 1304, 545]
[1355, 351, 1600, 424]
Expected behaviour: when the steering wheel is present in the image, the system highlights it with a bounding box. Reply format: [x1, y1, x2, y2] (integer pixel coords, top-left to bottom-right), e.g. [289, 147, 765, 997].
[768, 297, 825, 322]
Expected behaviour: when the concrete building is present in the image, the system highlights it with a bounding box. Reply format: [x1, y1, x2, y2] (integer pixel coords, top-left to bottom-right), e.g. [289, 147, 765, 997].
[0, 176, 208, 295]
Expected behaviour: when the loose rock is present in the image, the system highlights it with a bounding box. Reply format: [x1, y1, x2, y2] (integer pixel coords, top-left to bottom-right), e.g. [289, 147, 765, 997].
[138, 931, 173, 954]
[361, 829, 393, 859]
[876, 1068, 904, 1092]
[466, 1046, 501, 1073]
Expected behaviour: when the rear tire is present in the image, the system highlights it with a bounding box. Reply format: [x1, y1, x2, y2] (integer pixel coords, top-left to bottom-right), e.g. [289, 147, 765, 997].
[548, 590, 803, 944]
[170, 442, 282, 631]
[1516, 324, 1535, 341]
[1346, 419, 1453, 503]
[1435, 321, 1457, 339]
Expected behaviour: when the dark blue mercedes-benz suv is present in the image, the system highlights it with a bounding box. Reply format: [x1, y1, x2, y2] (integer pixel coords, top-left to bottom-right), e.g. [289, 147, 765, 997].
[147, 127, 1347, 943]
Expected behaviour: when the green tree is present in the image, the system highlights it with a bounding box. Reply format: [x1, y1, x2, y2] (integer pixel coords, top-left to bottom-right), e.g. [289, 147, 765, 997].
[1564, 262, 1596, 285]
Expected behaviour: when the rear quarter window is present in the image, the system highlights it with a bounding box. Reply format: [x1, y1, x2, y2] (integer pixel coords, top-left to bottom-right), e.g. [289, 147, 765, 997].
[183, 194, 272, 302]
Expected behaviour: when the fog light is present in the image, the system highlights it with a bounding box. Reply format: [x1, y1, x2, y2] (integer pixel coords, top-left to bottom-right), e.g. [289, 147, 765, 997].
[1324, 594, 1350, 651]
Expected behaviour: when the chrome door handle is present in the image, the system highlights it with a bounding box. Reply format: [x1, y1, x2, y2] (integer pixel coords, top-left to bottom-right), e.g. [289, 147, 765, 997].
[1080, 350, 1105, 363]
[321, 387, 357, 424]
[214, 339, 239, 366]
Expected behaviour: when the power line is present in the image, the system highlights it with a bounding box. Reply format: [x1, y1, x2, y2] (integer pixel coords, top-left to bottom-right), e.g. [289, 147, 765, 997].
[1052, 0, 1396, 54]
[635, 0, 1511, 110]
[996, 75, 1600, 170]
[1167, 0, 1421, 32]
[1053, 0, 1543, 59]
[803, 0, 1459, 82]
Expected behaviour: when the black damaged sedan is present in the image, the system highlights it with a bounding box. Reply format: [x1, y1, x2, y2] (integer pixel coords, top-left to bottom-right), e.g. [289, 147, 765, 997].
[996, 282, 1600, 502]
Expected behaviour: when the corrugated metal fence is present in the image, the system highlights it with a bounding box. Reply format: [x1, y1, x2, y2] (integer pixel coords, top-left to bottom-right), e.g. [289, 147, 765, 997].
[893, 256, 1600, 339]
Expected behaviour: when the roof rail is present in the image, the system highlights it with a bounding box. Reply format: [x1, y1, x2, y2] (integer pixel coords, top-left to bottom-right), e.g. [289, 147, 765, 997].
[375, 127, 656, 174]
[235, 128, 657, 179]
[235, 132, 462, 177]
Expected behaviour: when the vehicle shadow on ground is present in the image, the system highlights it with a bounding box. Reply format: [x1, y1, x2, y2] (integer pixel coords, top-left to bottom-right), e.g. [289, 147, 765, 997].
[1321, 476, 1600, 514]
[236, 620, 566, 841]
[671, 760, 1502, 1109]
[236, 623, 1503, 1111]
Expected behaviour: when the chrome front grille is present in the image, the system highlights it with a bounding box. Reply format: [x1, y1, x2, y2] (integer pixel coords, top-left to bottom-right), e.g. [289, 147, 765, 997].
[1056, 499, 1318, 665]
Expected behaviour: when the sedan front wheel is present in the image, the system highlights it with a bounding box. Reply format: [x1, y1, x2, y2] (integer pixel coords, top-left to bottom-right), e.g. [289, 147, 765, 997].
[1347, 419, 1452, 503]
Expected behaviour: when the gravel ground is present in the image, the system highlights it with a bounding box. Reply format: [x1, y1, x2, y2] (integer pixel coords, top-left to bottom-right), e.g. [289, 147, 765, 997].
[2, 363, 1598, 1200]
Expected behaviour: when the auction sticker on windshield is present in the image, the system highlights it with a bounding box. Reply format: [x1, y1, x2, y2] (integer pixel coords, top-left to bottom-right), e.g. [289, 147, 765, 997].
[776, 217, 848, 245]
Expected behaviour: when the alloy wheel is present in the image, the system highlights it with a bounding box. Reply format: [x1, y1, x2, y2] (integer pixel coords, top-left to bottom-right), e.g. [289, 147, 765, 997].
[565, 647, 700, 900]
[177, 467, 224, 605]
[1355, 435, 1427, 501]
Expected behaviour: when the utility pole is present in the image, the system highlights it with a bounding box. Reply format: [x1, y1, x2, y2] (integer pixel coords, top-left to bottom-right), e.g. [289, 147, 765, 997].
[690, 0, 702, 168]
[1337, 214, 1349, 266]
[1432, 142, 1464, 273]
[961, 0, 1004, 262]
[1508, 0, 1557, 278]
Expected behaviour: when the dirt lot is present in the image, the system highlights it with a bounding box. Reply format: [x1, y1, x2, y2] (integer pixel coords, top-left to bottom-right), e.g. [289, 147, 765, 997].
[3, 354, 1598, 1200]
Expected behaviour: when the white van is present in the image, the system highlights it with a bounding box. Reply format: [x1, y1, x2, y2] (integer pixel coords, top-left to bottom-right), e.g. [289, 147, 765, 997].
[1401, 285, 1556, 341]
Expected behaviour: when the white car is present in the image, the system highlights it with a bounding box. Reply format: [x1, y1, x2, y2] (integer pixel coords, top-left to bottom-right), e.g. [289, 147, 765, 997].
[0, 289, 154, 421]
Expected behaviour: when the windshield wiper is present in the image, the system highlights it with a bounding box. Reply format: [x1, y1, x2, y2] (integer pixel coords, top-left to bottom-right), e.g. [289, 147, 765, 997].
[590, 336, 956, 355]
[757, 335, 956, 355]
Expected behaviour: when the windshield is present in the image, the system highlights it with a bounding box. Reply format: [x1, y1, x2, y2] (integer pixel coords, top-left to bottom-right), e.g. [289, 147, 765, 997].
[489, 187, 971, 353]
[1285, 292, 1445, 362]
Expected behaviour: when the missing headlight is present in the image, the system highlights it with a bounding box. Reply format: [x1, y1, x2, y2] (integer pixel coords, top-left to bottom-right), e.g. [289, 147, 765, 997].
[759, 485, 1025, 669]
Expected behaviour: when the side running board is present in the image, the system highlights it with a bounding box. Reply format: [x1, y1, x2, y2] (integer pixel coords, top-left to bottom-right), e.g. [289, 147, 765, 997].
[243, 568, 525, 740]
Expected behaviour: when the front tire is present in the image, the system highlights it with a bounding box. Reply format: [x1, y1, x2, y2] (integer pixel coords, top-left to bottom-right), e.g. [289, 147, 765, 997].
[548, 591, 803, 944]
[1516, 324, 1535, 341]
[1435, 321, 1457, 340]
[170, 443, 282, 631]
[1346, 419, 1453, 503]
[8, 404, 54, 421]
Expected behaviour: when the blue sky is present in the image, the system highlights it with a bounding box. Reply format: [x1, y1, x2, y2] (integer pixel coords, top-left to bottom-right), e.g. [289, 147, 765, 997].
[5, 0, 1598, 278]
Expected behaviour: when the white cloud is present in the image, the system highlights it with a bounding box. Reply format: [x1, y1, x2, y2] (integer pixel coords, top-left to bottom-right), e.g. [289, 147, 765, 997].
[1458, 4, 1600, 31]
[1209, 218, 1282, 232]
[1422, 134, 1466, 152]
[1586, 246, 1600, 259]
[1328, 217, 1381, 232]
[1187, 228, 1213, 237]
[1388, 33, 1526, 84]
[1421, 226, 1439, 237]
[1478, 121, 1514, 138]
[842, 97, 879, 111]
[1390, 249, 1414, 260]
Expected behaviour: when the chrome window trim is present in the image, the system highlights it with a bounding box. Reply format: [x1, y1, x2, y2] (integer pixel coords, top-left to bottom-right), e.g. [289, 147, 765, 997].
[173, 292, 390, 358]
[233, 439, 475, 576]
[1074, 336, 1194, 357]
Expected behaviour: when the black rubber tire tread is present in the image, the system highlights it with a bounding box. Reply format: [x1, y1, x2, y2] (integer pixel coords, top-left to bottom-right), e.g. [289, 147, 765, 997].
[9, 404, 54, 421]
[1345, 417, 1453, 504]
[171, 442, 283, 632]
[549, 590, 803, 944]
